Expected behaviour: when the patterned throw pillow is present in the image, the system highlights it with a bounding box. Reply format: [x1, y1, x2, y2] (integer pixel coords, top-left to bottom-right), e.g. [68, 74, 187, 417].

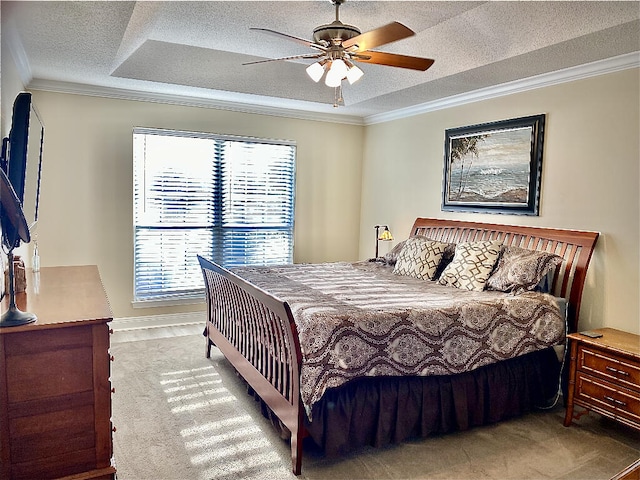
[393, 237, 449, 280]
[437, 240, 502, 291]
[383, 239, 407, 265]
[486, 245, 564, 293]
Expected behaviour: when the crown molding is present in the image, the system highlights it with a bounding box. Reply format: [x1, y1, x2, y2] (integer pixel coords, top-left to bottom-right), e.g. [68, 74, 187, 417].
[364, 52, 640, 125]
[25, 52, 638, 127]
[26, 79, 366, 126]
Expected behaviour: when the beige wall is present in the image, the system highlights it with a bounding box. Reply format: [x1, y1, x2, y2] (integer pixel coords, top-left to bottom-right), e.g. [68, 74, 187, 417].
[28, 92, 364, 318]
[360, 68, 640, 334]
[3, 63, 638, 333]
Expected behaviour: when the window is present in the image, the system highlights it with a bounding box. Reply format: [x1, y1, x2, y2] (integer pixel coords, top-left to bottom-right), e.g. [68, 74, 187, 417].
[133, 128, 295, 304]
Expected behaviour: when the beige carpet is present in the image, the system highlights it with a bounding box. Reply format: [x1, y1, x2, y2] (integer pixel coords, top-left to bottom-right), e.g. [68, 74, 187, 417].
[111, 329, 639, 480]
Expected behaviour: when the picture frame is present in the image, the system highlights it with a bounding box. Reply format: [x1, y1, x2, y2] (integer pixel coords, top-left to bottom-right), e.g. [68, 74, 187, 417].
[442, 114, 545, 215]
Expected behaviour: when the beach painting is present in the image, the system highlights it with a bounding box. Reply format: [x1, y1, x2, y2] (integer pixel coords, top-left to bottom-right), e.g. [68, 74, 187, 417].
[442, 114, 545, 215]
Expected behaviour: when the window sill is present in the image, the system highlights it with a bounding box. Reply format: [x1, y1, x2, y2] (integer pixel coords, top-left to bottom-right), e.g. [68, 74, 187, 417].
[132, 294, 205, 309]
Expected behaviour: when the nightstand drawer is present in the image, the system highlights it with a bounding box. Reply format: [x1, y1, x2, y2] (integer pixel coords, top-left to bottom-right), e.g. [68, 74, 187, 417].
[578, 345, 640, 392]
[576, 372, 640, 426]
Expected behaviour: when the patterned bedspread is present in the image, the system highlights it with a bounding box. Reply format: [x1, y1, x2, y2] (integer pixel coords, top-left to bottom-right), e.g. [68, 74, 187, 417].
[232, 261, 565, 414]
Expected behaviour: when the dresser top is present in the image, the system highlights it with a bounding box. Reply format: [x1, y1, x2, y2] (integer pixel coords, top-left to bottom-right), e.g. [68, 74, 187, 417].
[568, 328, 640, 358]
[1, 265, 112, 333]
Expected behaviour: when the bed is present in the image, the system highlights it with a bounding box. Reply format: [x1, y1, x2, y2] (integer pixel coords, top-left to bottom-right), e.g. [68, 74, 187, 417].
[198, 217, 599, 475]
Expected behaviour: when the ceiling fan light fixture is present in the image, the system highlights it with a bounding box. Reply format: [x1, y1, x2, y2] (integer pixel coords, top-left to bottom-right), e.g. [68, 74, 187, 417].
[325, 69, 343, 88]
[247, 0, 435, 107]
[306, 61, 325, 82]
[346, 63, 364, 84]
[329, 58, 348, 79]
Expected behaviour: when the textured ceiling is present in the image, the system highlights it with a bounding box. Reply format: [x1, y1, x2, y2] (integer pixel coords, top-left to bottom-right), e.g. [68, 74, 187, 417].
[2, 1, 639, 122]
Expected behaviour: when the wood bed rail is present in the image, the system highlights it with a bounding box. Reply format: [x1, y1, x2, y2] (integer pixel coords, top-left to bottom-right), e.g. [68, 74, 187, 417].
[197, 255, 305, 475]
[410, 218, 599, 333]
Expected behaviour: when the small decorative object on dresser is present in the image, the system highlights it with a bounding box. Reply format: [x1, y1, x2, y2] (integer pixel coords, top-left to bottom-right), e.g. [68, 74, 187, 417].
[564, 328, 640, 431]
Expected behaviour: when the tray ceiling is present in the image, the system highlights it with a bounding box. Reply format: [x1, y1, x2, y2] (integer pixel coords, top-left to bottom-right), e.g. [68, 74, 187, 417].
[2, 1, 639, 123]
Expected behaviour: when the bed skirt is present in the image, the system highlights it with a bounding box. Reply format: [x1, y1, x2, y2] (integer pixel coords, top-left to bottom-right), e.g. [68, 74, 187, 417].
[247, 347, 560, 456]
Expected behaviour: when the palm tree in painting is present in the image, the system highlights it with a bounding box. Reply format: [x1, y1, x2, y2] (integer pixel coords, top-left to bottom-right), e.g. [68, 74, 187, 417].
[450, 135, 486, 198]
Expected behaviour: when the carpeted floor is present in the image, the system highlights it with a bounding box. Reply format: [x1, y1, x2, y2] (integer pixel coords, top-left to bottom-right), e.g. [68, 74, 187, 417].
[110, 327, 639, 480]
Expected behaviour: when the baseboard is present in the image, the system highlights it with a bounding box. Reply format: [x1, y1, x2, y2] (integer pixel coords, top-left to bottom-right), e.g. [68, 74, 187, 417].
[110, 311, 205, 331]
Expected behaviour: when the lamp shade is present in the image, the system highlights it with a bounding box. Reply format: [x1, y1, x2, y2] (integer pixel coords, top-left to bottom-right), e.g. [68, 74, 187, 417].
[329, 59, 348, 78]
[325, 59, 348, 87]
[306, 62, 325, 82]
[346, 64, 364, 84]
[378, 226, 393, 241]
[325, 69, 342, 87]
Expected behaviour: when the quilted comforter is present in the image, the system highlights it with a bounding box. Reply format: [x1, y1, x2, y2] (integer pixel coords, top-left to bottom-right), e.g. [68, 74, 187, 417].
[232, 261, 565, 415]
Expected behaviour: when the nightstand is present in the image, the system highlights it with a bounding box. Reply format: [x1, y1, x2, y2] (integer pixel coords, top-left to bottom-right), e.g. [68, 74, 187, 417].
[564, 328, 640, 431]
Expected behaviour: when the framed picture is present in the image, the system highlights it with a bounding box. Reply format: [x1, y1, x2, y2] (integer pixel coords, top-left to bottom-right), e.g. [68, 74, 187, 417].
[442, 114, 546, 215]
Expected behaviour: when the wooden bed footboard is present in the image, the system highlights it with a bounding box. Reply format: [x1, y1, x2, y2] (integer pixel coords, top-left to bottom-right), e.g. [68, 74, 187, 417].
[197, 255, 305, 475]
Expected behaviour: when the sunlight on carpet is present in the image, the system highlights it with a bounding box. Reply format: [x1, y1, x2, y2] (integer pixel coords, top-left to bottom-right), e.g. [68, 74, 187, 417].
[158, 363, 291, 479]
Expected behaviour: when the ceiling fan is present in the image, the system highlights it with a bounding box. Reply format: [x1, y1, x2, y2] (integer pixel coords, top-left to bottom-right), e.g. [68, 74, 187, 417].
[244, 0, 434, 106]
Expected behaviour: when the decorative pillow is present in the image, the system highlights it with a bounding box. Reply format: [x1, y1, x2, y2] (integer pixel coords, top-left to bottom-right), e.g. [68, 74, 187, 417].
[486, 246, 564, 293]
[384, 237, 454, 268]
[383, 239, 407, 265]
[437, 240, 502, 291]
[393, 237, 449, 280]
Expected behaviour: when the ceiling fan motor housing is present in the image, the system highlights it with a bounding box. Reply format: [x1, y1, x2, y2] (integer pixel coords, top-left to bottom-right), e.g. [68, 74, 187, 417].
[313, 21, 361, 45]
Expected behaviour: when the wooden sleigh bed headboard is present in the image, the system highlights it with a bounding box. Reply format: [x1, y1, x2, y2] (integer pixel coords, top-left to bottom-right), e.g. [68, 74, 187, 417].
[410, 217, 599, 334]
[199, 217, 599, 475]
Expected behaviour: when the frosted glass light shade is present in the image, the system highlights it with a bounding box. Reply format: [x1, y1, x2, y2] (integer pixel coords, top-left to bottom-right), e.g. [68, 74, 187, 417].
[346, 64, 364, 84]
[329, 59, 348, 79]
[325, 70, 342, 87]
[306, 62, 325, 82]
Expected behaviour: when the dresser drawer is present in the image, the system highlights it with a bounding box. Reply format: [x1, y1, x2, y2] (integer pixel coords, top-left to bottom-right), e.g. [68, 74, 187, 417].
[578, 344, 640, 392]
[575, 372, 640, 427]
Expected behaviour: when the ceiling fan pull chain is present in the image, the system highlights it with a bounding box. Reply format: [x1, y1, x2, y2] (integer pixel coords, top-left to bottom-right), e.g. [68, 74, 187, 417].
[333, 85, 344, 108]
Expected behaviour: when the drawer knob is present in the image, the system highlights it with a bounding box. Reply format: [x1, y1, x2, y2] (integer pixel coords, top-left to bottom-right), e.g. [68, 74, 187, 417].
[604, 395, 627, 407]
[111, 387, 116, 394]
[605, 366, 630, 376]
[110, 355, 115, 362]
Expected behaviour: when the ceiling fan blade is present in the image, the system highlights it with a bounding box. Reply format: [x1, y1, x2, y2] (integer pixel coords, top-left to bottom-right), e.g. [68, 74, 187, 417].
[343, 22, 415, 52]
[242, 53, 324, 66]
[353, 51, 434, 71]
[249, 28, 325, 51]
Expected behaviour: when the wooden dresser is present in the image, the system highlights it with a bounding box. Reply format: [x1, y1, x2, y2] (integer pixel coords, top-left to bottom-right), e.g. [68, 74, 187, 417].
[0, 266, 115, 480]
[564, 327, 640, 431]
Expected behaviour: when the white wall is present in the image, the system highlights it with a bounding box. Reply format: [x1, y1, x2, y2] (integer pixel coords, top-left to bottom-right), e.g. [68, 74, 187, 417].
[359, 68, 640, 334]
[28, 92, 364, 318]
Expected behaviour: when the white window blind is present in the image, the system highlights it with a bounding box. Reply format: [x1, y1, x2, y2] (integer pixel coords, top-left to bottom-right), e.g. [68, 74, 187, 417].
[133, 128, 295, 303]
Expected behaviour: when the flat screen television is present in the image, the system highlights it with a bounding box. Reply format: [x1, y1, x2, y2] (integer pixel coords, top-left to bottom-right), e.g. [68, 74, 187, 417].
[0, 92, 44, 247]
